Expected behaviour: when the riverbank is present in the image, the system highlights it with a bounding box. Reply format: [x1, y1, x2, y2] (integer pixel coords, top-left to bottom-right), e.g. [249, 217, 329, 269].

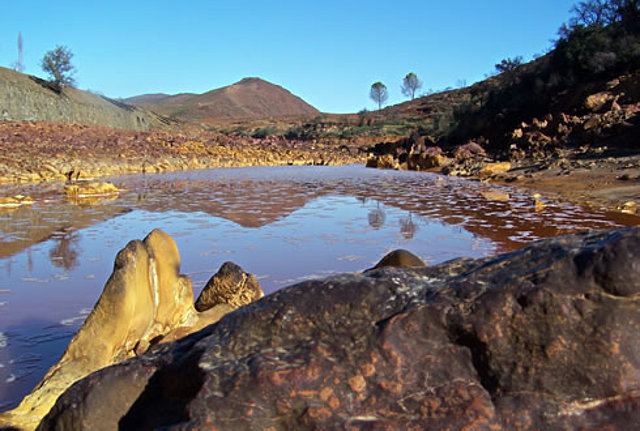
[366, 141, 640, 215]
[0, 121, 366, 185]
[3, 120, 640, 216]
[489, 149, 640, 214]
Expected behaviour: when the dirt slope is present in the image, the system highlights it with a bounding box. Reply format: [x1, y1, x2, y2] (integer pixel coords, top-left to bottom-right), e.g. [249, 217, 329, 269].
[0, 67, 178, 131]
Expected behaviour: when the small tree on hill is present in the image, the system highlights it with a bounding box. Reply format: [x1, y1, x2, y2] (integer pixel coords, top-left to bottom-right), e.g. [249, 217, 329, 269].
[370, 82, 388, 110]
[41, 45, 76, 86]
[401, 72, 422, 100]
[495, 56, 524, 74]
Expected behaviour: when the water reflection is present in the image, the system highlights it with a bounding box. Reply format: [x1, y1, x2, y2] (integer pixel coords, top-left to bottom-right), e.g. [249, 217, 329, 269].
[399, 214, 417, 240]
[1, 165, 639, 411]
[368, 203, 386, 230]
[48, 230, 80, 271]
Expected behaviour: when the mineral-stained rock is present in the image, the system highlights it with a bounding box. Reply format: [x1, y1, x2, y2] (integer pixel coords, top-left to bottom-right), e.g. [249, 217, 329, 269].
[194, 261, 263, 311]
[0, 230, 233, 430]
[35, 227, 640, 430]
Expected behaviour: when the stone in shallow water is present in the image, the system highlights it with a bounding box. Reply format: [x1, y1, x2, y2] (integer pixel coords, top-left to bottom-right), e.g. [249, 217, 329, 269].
[195, 261, 263, 312]
[63, 181, 120, 197]
[367, 248, 426, 270]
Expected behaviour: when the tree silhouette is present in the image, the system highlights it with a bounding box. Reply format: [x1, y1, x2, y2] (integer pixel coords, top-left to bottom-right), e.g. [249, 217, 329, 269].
[401, 72, 422, 100]
[370, 82, 388, 110]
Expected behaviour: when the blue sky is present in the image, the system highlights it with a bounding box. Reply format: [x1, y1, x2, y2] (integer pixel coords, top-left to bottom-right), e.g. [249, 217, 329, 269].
[1, 1, 576, 113]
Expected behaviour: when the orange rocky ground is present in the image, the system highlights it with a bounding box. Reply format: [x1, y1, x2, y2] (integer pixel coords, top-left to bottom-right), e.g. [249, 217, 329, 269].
[0, 121, 365, 184]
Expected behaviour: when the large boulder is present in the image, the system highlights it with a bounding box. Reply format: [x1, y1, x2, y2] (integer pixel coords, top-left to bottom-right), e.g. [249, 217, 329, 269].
[35, 227, 640, 430]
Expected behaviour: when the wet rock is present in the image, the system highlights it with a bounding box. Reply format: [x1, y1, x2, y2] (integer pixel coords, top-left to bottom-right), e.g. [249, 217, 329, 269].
[63, 181, 120, 198]
[0, 230, 237, 430]
[367, 249, 426, 271]
[36, 228, 640, 430]
[365, 154, 397, 170]
[481, 190, 511, 202]
[479, 161, 512, 178]
[195, 261, 263, 311]
[0, 195, 34, 208]
[619, 201, 637, 214]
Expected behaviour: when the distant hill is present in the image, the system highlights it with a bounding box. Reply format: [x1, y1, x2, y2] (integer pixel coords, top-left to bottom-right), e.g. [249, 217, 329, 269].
[125, 77, 319, 123]
[0, 66, 178, 131]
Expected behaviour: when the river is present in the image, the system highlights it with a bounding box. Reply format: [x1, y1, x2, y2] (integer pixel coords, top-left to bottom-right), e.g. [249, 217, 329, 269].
[1, 165, 638, 410]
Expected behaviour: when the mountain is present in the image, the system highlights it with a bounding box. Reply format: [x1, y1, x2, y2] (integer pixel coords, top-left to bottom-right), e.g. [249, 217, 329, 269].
[0, 66, 178, 131]
[125, 78, 319, 123]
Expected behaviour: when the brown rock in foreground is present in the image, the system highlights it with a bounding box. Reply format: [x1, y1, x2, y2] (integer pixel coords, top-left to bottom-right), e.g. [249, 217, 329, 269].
[37, 227, 640, 430]
[0, 230, 256, 430]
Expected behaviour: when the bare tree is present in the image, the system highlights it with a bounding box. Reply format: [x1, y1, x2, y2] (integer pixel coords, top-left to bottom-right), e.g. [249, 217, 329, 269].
[370, 81, 388, 110]
[11, 32, 25, 72]
[401, 72, 422, 100]
[41, 45, 76, 86]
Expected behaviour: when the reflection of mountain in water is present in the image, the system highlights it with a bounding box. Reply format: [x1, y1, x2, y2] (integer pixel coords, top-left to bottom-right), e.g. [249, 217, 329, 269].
[123, 166, 640, 253]
[0, 166, 639, 259]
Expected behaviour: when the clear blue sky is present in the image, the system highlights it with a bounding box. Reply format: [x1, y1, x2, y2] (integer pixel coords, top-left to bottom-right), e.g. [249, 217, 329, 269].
[1, 1, 576, 113]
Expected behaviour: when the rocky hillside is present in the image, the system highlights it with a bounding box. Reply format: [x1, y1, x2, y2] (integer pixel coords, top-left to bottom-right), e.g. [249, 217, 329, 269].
[126, 77, 319, 124]
[0, 67, 178, 131]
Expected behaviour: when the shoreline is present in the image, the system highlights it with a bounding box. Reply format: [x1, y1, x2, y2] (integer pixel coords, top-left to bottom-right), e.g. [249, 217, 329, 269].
[488, 152, 640, 215]
[0, 121, 366, 187]
[2, 120, 640, 217]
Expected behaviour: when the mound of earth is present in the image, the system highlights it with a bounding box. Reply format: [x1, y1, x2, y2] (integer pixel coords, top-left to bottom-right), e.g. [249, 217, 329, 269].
[126, 77, 319, 123]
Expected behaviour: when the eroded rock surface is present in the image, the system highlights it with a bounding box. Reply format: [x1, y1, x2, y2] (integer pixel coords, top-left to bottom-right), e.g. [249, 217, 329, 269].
[0, 230, 246, 430]
[37, 227, 640, 430]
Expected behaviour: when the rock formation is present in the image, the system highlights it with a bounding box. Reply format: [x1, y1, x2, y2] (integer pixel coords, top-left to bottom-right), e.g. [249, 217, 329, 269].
[32, 227, 640, 430]
[0, 229, 262, 430]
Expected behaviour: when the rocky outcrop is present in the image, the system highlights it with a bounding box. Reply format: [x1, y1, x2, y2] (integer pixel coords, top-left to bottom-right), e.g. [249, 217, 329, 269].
[0, 230, 261, 430]
[34, 227, 640, 430]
